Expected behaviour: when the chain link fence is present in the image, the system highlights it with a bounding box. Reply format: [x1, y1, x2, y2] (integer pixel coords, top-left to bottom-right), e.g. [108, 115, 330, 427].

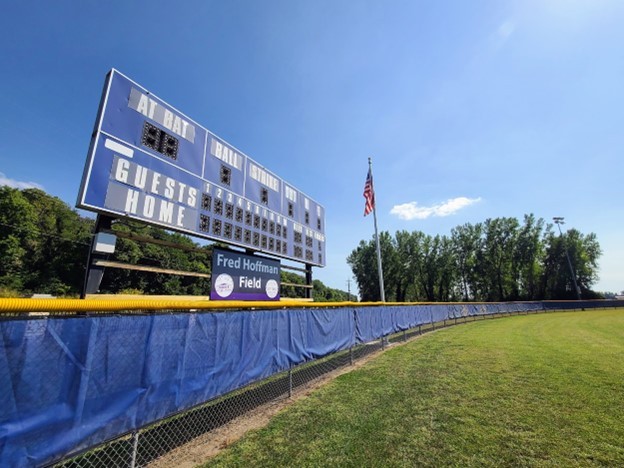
[51, 343, 387, 467]
[48, 310, 545, 468]
[0, 302, 616, 467]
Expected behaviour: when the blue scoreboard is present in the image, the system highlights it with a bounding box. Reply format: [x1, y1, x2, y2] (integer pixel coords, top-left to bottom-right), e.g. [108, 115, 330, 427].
[77, 70, 326, 267]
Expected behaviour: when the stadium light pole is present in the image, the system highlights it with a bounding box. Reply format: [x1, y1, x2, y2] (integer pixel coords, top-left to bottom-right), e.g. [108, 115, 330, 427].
[553, 217, 581, 300]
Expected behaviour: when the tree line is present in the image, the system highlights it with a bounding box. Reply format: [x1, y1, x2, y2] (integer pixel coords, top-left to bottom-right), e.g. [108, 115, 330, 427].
[347, 214, 602, 302]
[1, 187, 603, 302]
[0, 186, 349, 300]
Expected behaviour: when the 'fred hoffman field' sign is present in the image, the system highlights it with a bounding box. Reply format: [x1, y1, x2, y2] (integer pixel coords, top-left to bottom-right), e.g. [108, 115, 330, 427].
[210, 248, 280, 301]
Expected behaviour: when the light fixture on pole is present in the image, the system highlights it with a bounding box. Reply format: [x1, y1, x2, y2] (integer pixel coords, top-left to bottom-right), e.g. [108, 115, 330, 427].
[553, 217, 581, 300]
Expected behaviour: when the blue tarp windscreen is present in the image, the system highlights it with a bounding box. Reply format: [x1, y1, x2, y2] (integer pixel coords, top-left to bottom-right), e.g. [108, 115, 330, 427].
[2, 300, 623, 466]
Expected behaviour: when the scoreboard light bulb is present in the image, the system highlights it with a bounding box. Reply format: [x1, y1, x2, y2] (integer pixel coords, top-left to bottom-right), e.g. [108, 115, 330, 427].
[141, 121, 179, 160]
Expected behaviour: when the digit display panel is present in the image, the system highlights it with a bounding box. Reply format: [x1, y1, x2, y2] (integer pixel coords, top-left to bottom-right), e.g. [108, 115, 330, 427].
[77, 70, 326, 266]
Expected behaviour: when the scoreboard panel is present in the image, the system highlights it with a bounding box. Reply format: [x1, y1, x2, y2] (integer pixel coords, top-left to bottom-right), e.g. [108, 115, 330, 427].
[77, 70, 326, 267]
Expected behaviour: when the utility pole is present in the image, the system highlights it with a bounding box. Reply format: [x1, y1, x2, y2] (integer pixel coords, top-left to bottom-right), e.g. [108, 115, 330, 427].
[347, 278, 352, 301]
[553, 217, 582, 300]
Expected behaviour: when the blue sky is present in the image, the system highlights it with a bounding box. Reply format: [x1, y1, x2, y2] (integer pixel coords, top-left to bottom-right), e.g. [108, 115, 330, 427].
[1, 0, 623, 294]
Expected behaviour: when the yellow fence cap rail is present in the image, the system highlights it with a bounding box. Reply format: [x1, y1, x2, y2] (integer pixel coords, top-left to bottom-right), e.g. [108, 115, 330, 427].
[0, 297, 366, 313]
[0, 296, 508, 314]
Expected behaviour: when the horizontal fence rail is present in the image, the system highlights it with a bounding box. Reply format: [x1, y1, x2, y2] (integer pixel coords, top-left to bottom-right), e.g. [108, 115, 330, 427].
[0, 299, 622, 467]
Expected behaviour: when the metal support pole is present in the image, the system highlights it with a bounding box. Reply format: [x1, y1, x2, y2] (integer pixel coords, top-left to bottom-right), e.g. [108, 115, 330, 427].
[563, 246, 581, 300]
[288, 366, 293, 398]
[81, 215, 114, 299]
[130, 431, 139, 468]
[403, 329, 407, 342]
[350, 347, 354, 366]
[305, 264, 313, 300]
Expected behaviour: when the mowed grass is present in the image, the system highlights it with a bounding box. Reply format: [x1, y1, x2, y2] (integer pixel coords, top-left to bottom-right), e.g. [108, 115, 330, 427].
[204, 309, 624, 467]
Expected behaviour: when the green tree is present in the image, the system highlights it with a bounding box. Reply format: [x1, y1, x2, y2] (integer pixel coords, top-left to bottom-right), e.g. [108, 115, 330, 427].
[0, 187, 38, 290]
[542, 227, 601, 299]
[20, 189, 92, 295]
[513, 214, 546, 300]
[435, 235, 457, 301]
[346, 232, 396, 302]
[312, 279, 350, 302]
[280, 270, 307, 299]
[450, 222, 482, 301]
[478, 217, 519, 301]
[394, 230, 420, 302]
[412, 234, 456, 302]
[0, 187, 92, 295]
[99, 222, 213, 295]
[348, 214, 603, 302]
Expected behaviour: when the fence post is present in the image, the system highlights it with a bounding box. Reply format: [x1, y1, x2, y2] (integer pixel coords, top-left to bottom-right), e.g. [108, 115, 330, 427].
[381, 334, 385, 350]
[403, 329, 407, 342]
[130, 431, 139, 468]
[81, 215, 114, 298]
[288, 365, 293, 398]
[350, 346, 354, 365]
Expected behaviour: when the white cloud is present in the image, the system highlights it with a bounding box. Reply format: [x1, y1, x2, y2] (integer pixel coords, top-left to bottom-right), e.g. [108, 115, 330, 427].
[498, 20, 516, 41]
[390, 197, 482, 221]
[490, 19, 516, 52]
[0, 172, 44, 190]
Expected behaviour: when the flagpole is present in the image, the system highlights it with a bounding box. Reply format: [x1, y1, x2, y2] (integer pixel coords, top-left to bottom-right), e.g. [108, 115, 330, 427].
[369, 157, 386, 302]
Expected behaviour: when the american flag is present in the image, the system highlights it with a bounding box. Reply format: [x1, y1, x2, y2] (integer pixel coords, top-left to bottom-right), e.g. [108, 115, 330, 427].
[363, 167, 375, 216]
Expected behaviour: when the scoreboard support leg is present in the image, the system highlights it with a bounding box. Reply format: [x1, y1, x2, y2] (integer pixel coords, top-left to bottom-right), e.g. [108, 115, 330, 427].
[305, 264, 313, 300]
[81, 215, 114, 299]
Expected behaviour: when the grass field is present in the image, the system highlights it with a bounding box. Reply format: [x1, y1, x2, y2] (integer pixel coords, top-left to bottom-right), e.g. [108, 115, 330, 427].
[203, 309, 624, 467]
